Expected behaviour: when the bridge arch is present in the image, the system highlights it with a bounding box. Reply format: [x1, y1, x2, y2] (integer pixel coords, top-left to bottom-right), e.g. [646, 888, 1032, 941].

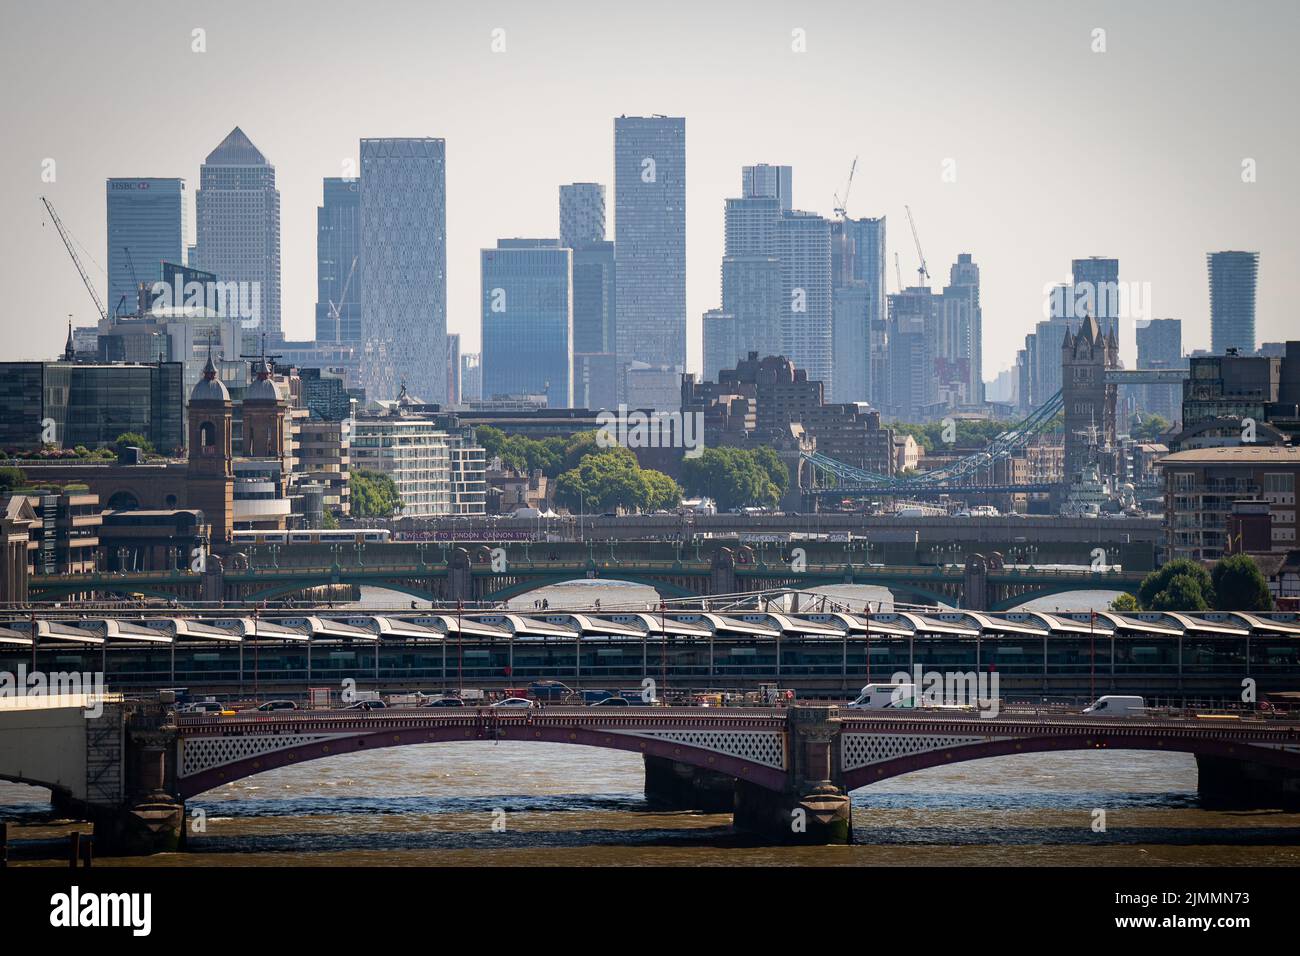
[480, 574, 697, 602]
[840, 731, 1300, 793]
[176, 722, 787, 800]
[238, 576, 440, 604]
[992, 581, 1137, 611]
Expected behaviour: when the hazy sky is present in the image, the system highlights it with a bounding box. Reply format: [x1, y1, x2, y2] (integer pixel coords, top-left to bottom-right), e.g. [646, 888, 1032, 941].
[3, 0, 1296, 377]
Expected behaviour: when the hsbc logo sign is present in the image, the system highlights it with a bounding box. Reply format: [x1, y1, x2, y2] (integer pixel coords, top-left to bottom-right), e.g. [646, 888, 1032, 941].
[110, 182, 151, 190]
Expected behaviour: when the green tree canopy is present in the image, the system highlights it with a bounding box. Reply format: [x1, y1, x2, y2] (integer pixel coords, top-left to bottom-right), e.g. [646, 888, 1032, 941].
[1129, 413, 1171, 443]
[1110, 592, 1140, 613]
[1211, 554, 1274, 612]
[552, 447, 679, 514]
[1148, 573, 1211, 612]
[679, 447, 782, 512]
[350, 468, 403, 518]
[1137, 558, 1215, 611]
[0, 466, 25, 495]
[113, 432, 155, 455]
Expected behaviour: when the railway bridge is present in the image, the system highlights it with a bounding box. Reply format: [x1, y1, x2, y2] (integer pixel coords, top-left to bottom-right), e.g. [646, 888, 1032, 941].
[5, 696, 1300, 852]
[28, 543, 1147, 611]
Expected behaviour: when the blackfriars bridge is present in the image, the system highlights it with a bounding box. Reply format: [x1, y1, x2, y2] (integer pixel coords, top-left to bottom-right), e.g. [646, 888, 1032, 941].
[4, 696, 1300, 852]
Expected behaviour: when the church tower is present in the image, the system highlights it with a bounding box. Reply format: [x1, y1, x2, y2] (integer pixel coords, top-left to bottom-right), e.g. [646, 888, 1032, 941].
[1061, 315, 1119, 484]
[187, 351, 235, 546]
[241, 356, 287, 459]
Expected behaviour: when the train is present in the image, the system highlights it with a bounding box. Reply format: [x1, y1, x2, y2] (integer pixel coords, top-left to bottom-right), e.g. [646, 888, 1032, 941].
[230, 529, 392, 546]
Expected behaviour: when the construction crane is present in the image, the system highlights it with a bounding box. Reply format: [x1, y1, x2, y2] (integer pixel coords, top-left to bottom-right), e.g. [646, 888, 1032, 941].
[894, 252, 904, 293]
[904, 204, 931, 286]
[327, 255, 359, 342]
[832, 156, 858, 220]
[120, 245, 141, 317]
[41, 196, 107, 323]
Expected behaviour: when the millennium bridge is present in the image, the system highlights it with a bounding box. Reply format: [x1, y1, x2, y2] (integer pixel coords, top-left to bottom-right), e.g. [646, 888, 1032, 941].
[4, 694, 1300, 851]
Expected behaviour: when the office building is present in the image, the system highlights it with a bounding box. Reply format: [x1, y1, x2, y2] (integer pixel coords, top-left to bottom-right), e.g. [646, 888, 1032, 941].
[614, 115, 685, 407]
[1135, 318, 1185, 425]
[106, 178, 184, 319]
[742, 164, 792, 210]
[480, 240, 573, 408]
[314, 178, 362, 344]
[559, 182, 606, 248]
[1208, 251, 1260, 355]
[191, 128, 281, 337]
[360, 137, 447, 402]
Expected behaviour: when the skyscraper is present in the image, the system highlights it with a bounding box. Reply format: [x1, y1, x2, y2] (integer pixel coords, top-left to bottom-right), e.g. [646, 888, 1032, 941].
[702, 308, 737, 382]
[742, 164, 792, 210]
[360, 137, 447, 402]
[833, 216, 887, 408]
[559, 183, 606, 248]
[943, 253, 983, 406]
[314, 178, 362, 345]
[106, 178, 184, 317]
[560, 183, 617, 410]
[192, 128, 281, 337]
[1071, 256, 1120, 345]
[1208, 251, 1259, 355]
[778, 211, 834, 392]
[1135, 318, 1185, 424]
[481, 240, 573, 407]
[613, 115, 685, 408]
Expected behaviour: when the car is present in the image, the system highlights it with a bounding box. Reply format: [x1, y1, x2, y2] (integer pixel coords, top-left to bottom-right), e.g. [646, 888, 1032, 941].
[424, 696, 465, 707]
[491, 697, 537, 708]
[346, 699, 388, 711]
[255, 699, 297, 712]
[591, 696, 630, 706]
[179, 699, 225, 715]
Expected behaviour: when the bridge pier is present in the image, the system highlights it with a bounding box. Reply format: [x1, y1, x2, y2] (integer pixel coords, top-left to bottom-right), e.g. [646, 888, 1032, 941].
[643, 755, 735, 811]
[88, 714, 184, 856]
[733, 704, 852, 844]
[1196, 755, 1300, 810]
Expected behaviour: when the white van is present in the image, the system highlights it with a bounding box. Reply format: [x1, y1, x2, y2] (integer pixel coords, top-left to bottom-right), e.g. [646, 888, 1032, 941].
[848, 683, 916, 709]
[1082, 695, 1146, 717]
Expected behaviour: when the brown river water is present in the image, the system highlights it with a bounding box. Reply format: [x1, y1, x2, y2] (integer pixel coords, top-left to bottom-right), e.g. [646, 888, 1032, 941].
[5, 582, 1299, 866]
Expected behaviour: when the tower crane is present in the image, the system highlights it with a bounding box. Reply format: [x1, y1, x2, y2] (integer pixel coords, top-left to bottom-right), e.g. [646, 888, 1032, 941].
[327, 255, 359, 342]
[120, 245, 141, 317]
[832, 156, 858, 220]
[40, 196, 107, 323]
[904, 204, 931, 286]
[894, 252, 904, 293]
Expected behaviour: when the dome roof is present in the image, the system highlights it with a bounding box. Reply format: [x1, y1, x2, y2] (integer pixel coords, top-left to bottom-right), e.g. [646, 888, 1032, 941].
[190, 353, 230, 403]
[244, 376, 283, 403]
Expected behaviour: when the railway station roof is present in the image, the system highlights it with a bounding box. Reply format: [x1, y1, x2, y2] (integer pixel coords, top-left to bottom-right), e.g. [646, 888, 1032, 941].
[1160, 612, 1250, 636]
[1025, 612, 1115, 636]
[959, 611, 1048, 637]
[35, 620, 106, 644]
[620, 613, 713, 637]
[1231, 613, 1300, 635]
[1094, 611, 1182, 635]
[0, 625, 31, 646]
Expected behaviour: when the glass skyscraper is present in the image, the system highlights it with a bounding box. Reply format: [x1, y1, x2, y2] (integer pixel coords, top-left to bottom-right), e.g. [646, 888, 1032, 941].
[359, 137, 447, 402]
[613, 115, 685, 408]
[191, 128, 281, 337]
[559, 183, 606, 249]
[106, 178, 184, 318]
[481, 240, 573, 407]
[314, 178, 362, 345]
[1208, 250, 1259, 355]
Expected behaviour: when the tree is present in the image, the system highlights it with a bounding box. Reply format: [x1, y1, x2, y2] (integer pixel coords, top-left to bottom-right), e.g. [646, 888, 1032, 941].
[350, 468, 403, 518]
[642, 468, 683, 512]
[0, 466, 25, 495]
[1148, 574, 1211, 612]
[319, 508, 340, 530]
[679, 447, 780, 512]
[113, 432, 155, 455]
[1211, 554, 1274, 611]
[554, 447, 647, 513]
[1137, 558, 1214, 611]
[1110, 592, 1140, 613]
[1130, 413, 1171, 443]
[751, 445, 790, 498]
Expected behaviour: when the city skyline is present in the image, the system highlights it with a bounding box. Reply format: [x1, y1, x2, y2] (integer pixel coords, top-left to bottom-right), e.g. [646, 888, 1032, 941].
[4, 0, 1297, 380]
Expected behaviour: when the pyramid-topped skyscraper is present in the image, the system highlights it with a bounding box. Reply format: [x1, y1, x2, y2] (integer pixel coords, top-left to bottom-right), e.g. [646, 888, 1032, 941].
[191, 127, 281, 338]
